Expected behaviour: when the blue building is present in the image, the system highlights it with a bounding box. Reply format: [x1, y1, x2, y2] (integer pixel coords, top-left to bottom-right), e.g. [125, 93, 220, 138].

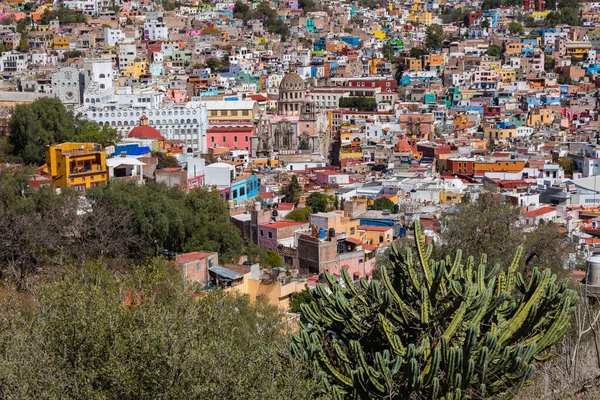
[340, 36, 360, 47]
[314, 37, 326, 52]
[230, 174, 259, 203]
[482, 11, 498, 28]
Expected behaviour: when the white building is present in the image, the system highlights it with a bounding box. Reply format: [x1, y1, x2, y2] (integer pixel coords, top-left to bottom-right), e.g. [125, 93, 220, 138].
[118, 43, 136, 71]
[104, 28, 125, 47]
[83, 58, 115, 105]
[143, 20, 169, 41]
[52, 66, 83, 108]
[0, 51, 28, 72]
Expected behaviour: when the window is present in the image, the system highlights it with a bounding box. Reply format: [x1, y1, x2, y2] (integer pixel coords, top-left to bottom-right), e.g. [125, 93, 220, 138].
[234, 136, 237, 142]
[268, 232, 273, 239]
[222, 136, 226, 143]
[211, 136, 215, 143]
[196, 262, 200, 272]
[350, 227, 355, 234]
[260, 230, 264, 237]
[245, 136, 248, 142]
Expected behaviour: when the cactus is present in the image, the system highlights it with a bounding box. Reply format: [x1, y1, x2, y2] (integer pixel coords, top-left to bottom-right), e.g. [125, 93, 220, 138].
[291, 220, 577, 399]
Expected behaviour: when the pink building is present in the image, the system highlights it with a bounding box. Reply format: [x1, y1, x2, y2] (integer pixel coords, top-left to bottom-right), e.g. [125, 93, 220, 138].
[316, 171, 350, 187]
[186, 30, 203, 36]
[165, 88, 187, 104]
[258, 220, 309, 252]
[207, 125, 254, 151]
[176, 251, 218, 285]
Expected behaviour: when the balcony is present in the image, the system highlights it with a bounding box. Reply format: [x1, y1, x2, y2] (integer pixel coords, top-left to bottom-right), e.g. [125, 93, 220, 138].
[69, 165, 106, 176]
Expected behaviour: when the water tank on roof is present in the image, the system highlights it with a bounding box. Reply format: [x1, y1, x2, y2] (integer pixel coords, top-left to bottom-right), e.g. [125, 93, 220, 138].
[586, 254, 600, 286]
[319, 229, 326, 239]
[393, 204, 400, 214]
[328, 228, 335, 239]
[272, 210, 279, 217]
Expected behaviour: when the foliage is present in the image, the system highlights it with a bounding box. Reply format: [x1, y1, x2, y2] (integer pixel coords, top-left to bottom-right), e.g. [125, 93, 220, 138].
[0, 261, 318, 399]
[280, 174, 302, 204]
[409, 47, 426, 58]
[545, 55, 556, 72]
[298, 0, 317, 12]
[245, 240, 266, 264]
[481, 19, 490, 29]
[372, 197, 395, 211]
[73, 117, 119, 147]
[9, 98, 119, 165]
[88, 181, 245, 263]
[291, 220, 577, 399]
[9, 97, 76, 165]
[486, 44, 501, 58]
[64, 49, 83, 58]
[205, 57, 221, 71]
[17, 34, 28, 52]
[339, 97, 377, 112]
[155, 152, 180, 168]
[306, 192, 334, 213]
[162, 0, 179, 11]
[39, 7, 87, 25]
[425, 24, 445, 50]
[382, 43, 395, 60]
[285, 207, 312, 222]
[440, 194, 574, 277]
[508, 22, 524, 34]
[289, 287, 315, 313]
[264, 249, 282, 268]
[558, 157, 577, 176]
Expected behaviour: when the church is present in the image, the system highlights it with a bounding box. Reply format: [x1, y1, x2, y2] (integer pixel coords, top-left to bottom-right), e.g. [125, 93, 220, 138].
[251, 71, 329, 159]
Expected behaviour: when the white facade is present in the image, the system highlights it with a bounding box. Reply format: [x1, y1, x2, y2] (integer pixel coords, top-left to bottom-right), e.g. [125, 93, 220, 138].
[82, 101, 209, 152]
[0, 51, 28, 72]
[104, 28, 125, 47]
[83, 58, 114, 105]
[118, 43, 136, 71]
[144, 20, 169, 41]
[52, 66, 83, 108]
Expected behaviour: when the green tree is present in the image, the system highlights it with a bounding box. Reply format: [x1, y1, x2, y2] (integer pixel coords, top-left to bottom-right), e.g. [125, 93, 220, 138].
[233, 0, 249, 18]
[264, 249, 282, 268]
[409, 47, 425, 58]
[9, 97, 76, 165]
[481, 19, 490, 29]
[17, 34, 28, 52]
[285, 207, 312, 222]
[306, 192, 333, 212]
[298, 0, 316, 11]
[382, 43, 395, 60]
[486, 44, 501, 57]
[289, 287, 314, 313]
[440, 194, 573, 276]
[558, 156, 577, 176]
[245, 240, 266, 263]
[508, 21, 524, 34]
[0, 261, 318, 398]
[291, 220, 577, 398]
[74, 118, 119, 147]
[425, 24, 445, 50]
[544, 55, 556, 72]
[280, 174, 302, 204]
[372, 197, 395, 211]
[205, 57, 221, 71]
[162, 0, 179, 11]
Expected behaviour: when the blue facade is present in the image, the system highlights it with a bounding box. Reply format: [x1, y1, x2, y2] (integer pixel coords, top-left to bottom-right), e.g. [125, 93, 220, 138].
[340, 36, 360, 47]
[314, 37, 326, 51]
[482, 11, 498, 28]
[114, 143, 151, 156]
[230, 174, 259, 203]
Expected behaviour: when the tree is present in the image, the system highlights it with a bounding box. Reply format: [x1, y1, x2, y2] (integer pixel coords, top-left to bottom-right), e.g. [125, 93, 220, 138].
[9, 97, 76, 165]
[298, 0, 316, 11]
[280, 174, 302, 204]
[205, 57, 221, 71]
[508, 21, 524, 34]
[0, 261, 318, 398]
[545, 55, 556, 72]
[486, 44, 501, 57]
[440, 194, 573, 276]
[74, 118, 119, 147]
[425, 24, 445, 50]
[409, 47, 425, 58]
[245, 240, 266, 263]
[291, 220, 577, 398]
[285, 207, 312, 222]
[372, 197, 395, 211]
[162, 0, 178, 11]
[289, 287, 314, 313]
[233, 0, 249, 18]
[481, 19, 490, 29]
[382, 43, 395, 60]
[264, 249, 282, 268]
[306, 192, 333, 213]
[559, 156, 577, 176]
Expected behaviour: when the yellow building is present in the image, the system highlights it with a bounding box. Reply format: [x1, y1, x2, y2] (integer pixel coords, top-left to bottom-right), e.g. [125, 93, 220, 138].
[124, 60, 147, 78]
[483, 122, 517, 141]
[499, 69, 517, 84]
[565, 42, 592, 61]
[405, 57, 423, 71]
[45, 143, 108, 191]
[226, 271, 306, 309]
[527, 108, 553, 126]
[53, 36, 71, 49]
[206, 100, 259, 123]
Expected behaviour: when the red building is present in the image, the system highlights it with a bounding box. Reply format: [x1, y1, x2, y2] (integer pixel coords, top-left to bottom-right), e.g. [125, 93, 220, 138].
[207, 125, 254, 151]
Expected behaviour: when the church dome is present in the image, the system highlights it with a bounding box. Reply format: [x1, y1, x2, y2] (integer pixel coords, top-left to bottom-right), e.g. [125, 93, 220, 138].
[129, 115, 165, 140]
[279, 72, 305, 91]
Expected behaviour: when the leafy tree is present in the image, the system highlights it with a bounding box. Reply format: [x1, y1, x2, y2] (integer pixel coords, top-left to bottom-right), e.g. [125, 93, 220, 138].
[17, 34, 28, 52]
[39, 7, 87, 25]
[291, 221, 577, 398]
[289, 287, 314, 313]
[306, 192, 333, 212]
[9, 97, 76, 165]
[481, 19, 490, 29]
[486, 44, 501, 57]
[205, 57, 221, 71]
[233, 0, 249, 18]
[425, 24, 445, 50]
[409, 47, 425, 58]
[0, 261, 318, 398]
[508, 21, 524, 34]
[558, 156, 577, 176]
[440, 194, 573, 277]
[339, 97, 377, 111]
[298, 0, 317, 12]
[74, 118, 119, 147]
[280, 174, 302, 204]
[285, 207, 312, 222]
[382, 43, 395, 60]
[162, 0, 179, 11]
[245, 240, 266, 263]
[264, 249, 282, 268]
[544, 55, 556, 72]
[372, 197, 395, 211]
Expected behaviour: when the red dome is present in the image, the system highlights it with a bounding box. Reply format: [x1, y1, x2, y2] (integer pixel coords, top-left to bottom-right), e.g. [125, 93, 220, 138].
[128, 125, 165, 140]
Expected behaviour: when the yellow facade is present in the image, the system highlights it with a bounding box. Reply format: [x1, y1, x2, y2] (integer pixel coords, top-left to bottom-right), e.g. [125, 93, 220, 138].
[45, 143, 108, 191]
[483, 123, 517, 141]
[373, 30, 386, 40]
[440, 190, 464, 205]
[226, 272, 306, 309]
[53, 36, 71, 49]
[499, 69, 516, 83]
[407, 12, 432, 25]
[527, 108, 553, 126]
[124, 60, 147, 78]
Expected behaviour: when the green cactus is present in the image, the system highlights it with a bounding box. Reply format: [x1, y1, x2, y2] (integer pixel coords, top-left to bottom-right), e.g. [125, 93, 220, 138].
[291, 220, 577, 399]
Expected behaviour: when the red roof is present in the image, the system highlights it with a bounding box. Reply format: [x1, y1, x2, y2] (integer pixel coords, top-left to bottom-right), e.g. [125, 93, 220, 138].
[129, 125, 165, 140]
[276, 202, 295, 211]
[259, 220, 306, 229]
[176, 251, 215, 264]
[522, 206, 555, 218]
[345, 237, 363, 245]
[207, 126, 254, 133]
[249, 94, 268, 101]
[259, 192, 278, 199]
